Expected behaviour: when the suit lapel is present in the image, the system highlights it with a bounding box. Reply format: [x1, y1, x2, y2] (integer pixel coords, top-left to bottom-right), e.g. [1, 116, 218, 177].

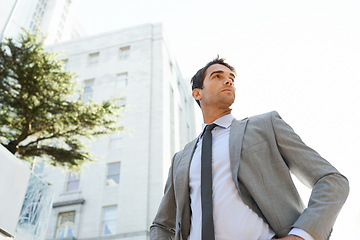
[229, 118, 248, 193]
[175, 138, 198, 191]
[174, 138, 198, 239]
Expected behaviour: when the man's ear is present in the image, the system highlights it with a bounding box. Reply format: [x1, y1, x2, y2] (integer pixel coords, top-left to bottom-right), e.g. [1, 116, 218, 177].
[192, 89, 201, 101]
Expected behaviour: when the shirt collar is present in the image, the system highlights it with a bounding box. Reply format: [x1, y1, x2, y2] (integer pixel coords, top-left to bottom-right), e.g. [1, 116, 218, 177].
[212, 113, 234, 129]
[199, 114, 234, 138]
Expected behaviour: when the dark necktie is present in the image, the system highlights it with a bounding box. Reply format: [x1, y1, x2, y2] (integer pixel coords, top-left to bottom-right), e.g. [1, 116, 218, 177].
[201, 123, 217, 240]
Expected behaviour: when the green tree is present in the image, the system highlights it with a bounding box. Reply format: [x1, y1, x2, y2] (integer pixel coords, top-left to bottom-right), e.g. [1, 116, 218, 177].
[0, 30, 123, 170]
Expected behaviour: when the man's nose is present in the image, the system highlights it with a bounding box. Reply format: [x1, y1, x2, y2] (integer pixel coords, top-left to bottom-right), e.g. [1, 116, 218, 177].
[225, 78, 233, 86]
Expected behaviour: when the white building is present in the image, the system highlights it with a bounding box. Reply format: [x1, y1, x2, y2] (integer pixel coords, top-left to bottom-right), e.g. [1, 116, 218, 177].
[0, 145, 54, 240]
[37, 23, 196, 240]
[1, 0, 83, 44]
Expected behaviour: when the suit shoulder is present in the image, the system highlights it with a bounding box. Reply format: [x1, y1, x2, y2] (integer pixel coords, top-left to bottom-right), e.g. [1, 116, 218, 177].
[173, 137, 198, 163]
[247, 110, 280, 123]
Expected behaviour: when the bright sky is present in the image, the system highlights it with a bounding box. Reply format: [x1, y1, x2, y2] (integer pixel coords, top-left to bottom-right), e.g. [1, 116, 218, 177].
[2, 0, 360, 238]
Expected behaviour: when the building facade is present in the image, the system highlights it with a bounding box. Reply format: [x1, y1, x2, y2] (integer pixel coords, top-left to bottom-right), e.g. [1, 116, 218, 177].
[37, 24, 195, 240]
[1, 0, 82, 44]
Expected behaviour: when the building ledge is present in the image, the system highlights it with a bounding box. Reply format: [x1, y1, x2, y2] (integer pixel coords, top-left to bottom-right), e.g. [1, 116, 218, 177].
[53, 199, 85, 208]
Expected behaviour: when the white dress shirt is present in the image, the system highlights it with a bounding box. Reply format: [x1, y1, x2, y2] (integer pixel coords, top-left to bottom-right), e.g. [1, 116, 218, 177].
[188, 114, 314, 240]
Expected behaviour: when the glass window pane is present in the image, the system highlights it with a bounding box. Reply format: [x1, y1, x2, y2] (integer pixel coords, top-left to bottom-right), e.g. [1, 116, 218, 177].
[56, 212, 75, 238]
[103, 206, 117, 220]
[33, 161, 44, 174]
[84, 85, 92, 93]
[103, 221, 116, 235]
[102, 206, 117, 236]
[88, 52, 99, 66]
[108, 163, 120, 175]
[117, 98, 126, 107]
[118, 46, 130, 60]
[116, 72, 128, 88]
[66, 181, 79, 192]
[58, 229, 64, 238]
[106, 163, 120, 186]
[83, 79, 94, 102]
[62, 59, 68, 70]
[66, 173, 80, 192]
[67, 228, 73, 237]
[106, 175, 119, 186]
[68, 172, 78, 181]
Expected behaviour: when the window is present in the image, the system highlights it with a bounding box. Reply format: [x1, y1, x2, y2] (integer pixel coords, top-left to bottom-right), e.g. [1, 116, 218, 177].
[56, 212, 75, 239]
[29, 21, 35, 31]
[116, 72, 128, 88]
[33, 160, 44, 174]
[118, 46, 130, 60]
[62, 59, 68, 70]
[88, 52, 99, 66]
[83, 79, 94, 102]
[102, 206, 117, 235]
[106, 162, 120, 186]
[117, 97, 126, 108]
[66, 172, 80, 192]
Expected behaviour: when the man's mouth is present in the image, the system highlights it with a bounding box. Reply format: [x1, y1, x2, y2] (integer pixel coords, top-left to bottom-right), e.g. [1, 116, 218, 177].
[221, 88, 233, 93]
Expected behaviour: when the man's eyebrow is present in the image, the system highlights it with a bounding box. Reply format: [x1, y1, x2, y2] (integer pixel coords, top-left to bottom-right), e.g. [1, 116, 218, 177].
[209, 70, 236, 79]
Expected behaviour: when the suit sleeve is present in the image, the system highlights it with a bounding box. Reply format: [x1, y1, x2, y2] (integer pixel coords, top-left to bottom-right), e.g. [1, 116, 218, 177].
[149, 153, 178, 240]
[270, 111, 349, 240]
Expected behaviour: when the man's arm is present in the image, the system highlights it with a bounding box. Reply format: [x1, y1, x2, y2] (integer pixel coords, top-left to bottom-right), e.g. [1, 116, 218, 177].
[271, 111, 349, 240]
[149, 153, 178, 240]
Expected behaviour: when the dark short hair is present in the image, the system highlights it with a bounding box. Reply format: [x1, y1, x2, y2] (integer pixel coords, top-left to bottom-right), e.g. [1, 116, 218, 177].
[190, 56, 236, 107]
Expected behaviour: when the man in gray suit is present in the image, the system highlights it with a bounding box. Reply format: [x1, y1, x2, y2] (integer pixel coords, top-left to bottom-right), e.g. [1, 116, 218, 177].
[150, 57, 349, 240]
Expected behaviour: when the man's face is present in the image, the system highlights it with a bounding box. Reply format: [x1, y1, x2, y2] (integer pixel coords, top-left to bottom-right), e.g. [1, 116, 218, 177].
[193, 64, 236, 109]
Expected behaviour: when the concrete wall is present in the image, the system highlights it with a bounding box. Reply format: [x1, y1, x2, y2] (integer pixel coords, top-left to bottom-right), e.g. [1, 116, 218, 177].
[0, 145, 54, 240]
[0, 145, 30, 238]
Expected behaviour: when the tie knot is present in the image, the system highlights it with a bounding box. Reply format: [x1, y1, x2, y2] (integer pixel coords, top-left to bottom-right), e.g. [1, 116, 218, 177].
[205, 123, 217, 133]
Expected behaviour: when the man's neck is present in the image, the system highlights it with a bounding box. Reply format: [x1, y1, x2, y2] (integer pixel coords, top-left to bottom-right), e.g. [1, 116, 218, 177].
[202, 108, 232, 124]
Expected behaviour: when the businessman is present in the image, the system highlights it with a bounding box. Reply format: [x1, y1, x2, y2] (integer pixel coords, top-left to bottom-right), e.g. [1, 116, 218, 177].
[150, 57, 349, 240]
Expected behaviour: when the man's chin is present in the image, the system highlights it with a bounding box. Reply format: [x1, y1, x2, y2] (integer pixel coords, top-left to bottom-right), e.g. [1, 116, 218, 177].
[219, 100, 234, 110]
[225, 97, 235, 107]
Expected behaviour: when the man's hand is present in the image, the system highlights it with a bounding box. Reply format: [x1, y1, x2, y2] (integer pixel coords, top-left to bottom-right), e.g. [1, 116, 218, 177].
[274, 235, 304, 240]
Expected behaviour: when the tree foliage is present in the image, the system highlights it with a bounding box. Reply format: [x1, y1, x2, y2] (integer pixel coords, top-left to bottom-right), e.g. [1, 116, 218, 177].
[0, 30, 123, 170]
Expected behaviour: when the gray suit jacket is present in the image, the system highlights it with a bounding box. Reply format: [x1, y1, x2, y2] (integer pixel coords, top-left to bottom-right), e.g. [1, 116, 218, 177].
[150, 111, 349, 240]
